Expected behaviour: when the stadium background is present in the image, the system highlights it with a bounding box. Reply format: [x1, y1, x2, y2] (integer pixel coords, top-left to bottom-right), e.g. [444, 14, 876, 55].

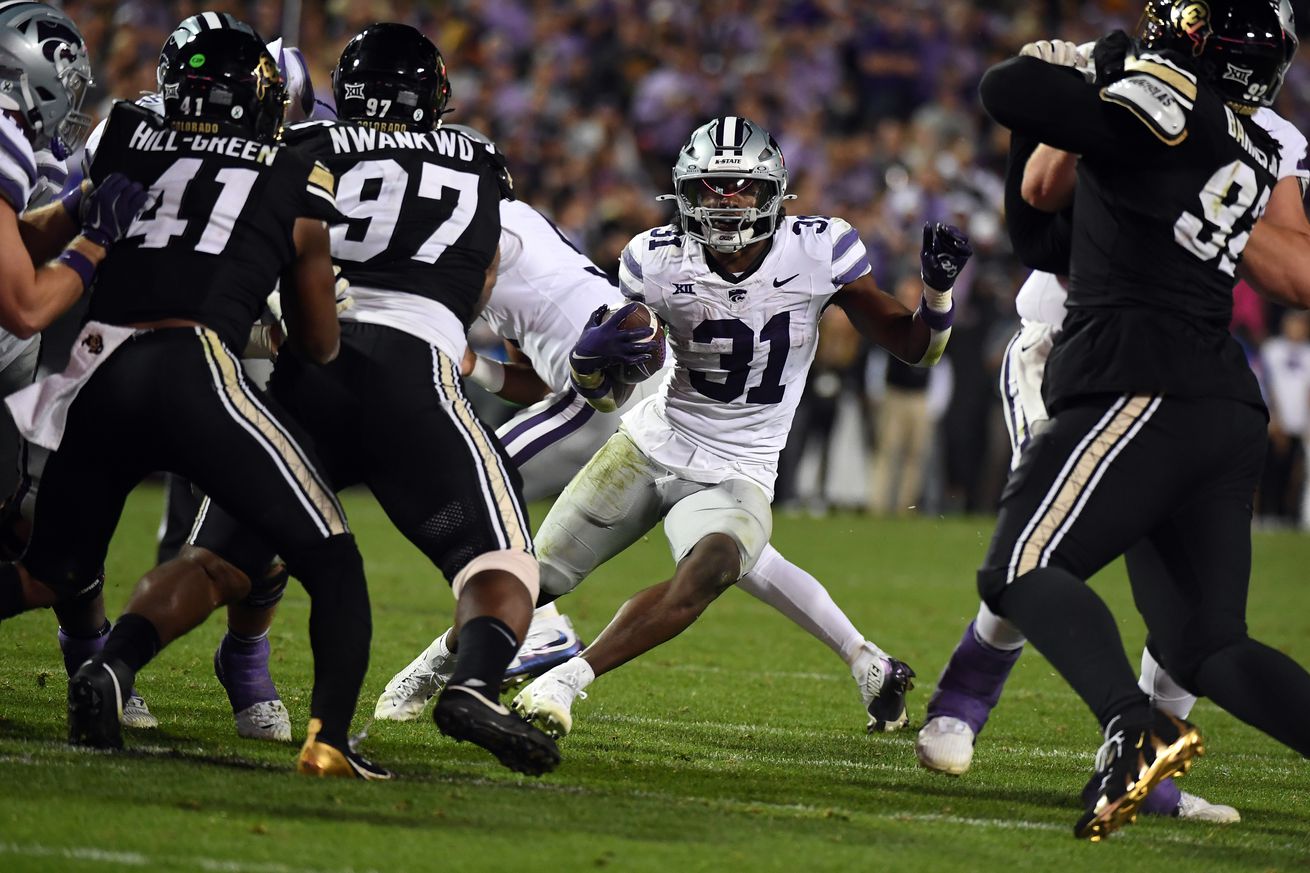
[61, 0, 1310, 519]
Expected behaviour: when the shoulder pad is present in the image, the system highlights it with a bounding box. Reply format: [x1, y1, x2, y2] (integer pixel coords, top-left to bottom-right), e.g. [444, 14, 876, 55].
[1100, 69, 1193, 146]
[282, 119, 334, 148]
[111, 99, 168, 129]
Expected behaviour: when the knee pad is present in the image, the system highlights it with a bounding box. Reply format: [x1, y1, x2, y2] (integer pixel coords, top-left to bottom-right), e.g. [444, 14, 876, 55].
[451, 549, 539, 603]
[242, 560, 289, 610]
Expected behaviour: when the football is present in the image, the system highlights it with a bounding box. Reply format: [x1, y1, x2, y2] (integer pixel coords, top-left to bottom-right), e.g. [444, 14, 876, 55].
[605, 302, 666, 384]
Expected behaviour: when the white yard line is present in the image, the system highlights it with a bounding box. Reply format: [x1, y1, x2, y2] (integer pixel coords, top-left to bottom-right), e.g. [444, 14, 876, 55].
[0, 843, 381, 873]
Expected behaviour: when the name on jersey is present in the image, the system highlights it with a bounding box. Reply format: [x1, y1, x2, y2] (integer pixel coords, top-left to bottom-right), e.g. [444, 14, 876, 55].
[1225, 108, 1274, 173]
[127, 121, 279, 166]
[327, 126, 475, 160]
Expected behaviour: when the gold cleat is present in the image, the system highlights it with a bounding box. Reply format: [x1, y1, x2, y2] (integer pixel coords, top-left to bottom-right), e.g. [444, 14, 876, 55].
[1076, 712, 1205, 841]
[296, 718, 393, 780]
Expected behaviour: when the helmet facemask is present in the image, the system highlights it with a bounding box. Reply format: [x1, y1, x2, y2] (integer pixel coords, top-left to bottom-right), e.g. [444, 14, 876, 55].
[677, 174, 783, 252]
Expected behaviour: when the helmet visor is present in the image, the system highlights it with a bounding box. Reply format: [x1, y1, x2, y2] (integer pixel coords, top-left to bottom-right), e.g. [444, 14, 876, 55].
[679, 176, 774, 230]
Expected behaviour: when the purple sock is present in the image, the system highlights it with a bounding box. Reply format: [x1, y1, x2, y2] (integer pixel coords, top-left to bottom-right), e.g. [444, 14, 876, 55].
[925, 620, 1023, 736]
[1082, 772, 1182, 817]
[214, 631, 280, 713]
[58, 621, 110, 677]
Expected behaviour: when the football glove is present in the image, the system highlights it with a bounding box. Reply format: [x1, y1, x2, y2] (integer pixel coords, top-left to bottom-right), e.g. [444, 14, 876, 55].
[920, 222, 973, 292]
[80, 173, 149, 249]
[1019, 38, 1095, 82]
[569, 302, 658, 375]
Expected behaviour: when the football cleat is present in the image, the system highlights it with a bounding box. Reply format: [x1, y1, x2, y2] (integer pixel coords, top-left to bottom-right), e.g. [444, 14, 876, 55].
[374, 631, 455, 721]
[862, 655, 915, 733]
[1076, 710, 1205, 841]
[915, 716, 975, 775]
[502, 611, 585, 686]
[1177, 791, 1240, 823]
[120, 693, 158, 729]
[434, 683, 560, 776]
[234, 700, 292, 743]
[68, 659, 130, 749]
[510, 660, 591, 739]
[296, 718, 392, 780]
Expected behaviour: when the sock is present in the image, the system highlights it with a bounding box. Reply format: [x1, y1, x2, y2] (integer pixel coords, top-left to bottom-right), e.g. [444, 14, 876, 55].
[99, 613, 162, 674]
[1138, 646, 1197, 719]
[448, 615, 520, 692]
[58, 620, 111, 676]
[925, 619, 1024, 735]
[994, 568, 1150, 731]
[1084, 770, 1182, 816]
[849, 642, 889, 684]
[974, 601, 1027, 651]
[290, 536, 371, 750]
[0, 563, 27, 619]
[216, 629, 279, 712]
[1194, 639, 1310, 757]
[736, 543, 867, 667]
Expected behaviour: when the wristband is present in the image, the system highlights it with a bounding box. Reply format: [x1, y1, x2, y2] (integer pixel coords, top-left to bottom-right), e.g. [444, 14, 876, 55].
[80, 228, 113, 249]
[58, 248, 96, 290]
[468, 355, 506, 393]
[917, 296, 955, 332]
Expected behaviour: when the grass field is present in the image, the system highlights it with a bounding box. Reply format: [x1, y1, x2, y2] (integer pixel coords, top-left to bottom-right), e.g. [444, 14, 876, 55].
[1, 484, 1308, 872]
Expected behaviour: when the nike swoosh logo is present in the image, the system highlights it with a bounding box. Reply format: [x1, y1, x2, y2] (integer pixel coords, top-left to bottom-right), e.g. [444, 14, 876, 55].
[773, 274, 800, 288]
[449, 683, 512, 716]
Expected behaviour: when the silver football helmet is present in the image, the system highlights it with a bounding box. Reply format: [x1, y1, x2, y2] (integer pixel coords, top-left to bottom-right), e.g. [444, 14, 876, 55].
[661, 116, 795, 252]
[0, 2, 92, 156]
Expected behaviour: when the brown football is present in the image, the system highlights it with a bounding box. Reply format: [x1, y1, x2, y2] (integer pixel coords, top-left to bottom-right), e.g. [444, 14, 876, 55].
[605, 302, 666, 384]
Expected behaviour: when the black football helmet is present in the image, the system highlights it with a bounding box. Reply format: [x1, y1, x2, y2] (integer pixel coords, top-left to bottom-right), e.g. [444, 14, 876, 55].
[157, 12, 250, 88]
[160, 26, 287, 142]
[1139, 0, 1297, 111]
[443, 123, 515, 200]
[332, 23, 451, 131]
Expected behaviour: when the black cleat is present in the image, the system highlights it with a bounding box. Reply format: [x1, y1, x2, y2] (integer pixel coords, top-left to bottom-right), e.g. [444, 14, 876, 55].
[68, 658, 130, 749]
[864, 656, 916, 733]
[1075, 709, 1205, 841]
[434, 683, 561, 776]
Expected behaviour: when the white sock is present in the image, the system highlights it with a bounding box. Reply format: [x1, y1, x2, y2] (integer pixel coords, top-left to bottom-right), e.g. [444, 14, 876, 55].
[974, 601, 1027, 652]
[563, 656, 596, 689]
[1139, 647, 1197, 719]
[737, 542, 873, 670]
[533, 602, 562, 621]
[849, 642, 889, 685]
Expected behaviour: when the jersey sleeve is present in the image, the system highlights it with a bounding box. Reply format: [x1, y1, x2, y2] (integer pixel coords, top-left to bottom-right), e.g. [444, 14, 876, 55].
[0, 114, 37, 211]
[618, 237, 646, 301]
[1259, 110, 1309, 189]
[829, 218, 871, 287]
[299, 159, 343, 223]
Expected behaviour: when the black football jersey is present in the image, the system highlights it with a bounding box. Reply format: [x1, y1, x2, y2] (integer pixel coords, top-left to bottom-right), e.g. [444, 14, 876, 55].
[281, 119, 503, 327]
[87, 101, 340, 352]
[983, 50, 1280, 412]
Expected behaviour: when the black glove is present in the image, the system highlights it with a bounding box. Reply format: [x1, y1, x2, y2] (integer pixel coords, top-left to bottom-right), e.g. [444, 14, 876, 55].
[1092, 30, 1134, 86]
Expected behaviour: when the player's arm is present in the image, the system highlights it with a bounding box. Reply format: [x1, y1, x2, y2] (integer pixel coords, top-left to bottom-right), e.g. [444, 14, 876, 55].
[279, 218, 340, 364]
[1005, 133, 1074, 273]
[464, 342, 553, 406]
[1022, 144, 1078, 212]
[0, 173, 146, 339]
[832, 223, 971, 367]
[17, 181, 84, 262]
[1239, 177, 1310, 308]
[980, 35, 1184, 163]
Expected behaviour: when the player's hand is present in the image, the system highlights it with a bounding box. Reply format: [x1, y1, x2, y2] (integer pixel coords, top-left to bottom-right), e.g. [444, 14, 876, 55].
[80, 172, 149, 248]
[920, 223, 973, 291]
[1092, 30, 1134, 85]
[1019, 39, 1083, 68]
[570, 302, 658, 374]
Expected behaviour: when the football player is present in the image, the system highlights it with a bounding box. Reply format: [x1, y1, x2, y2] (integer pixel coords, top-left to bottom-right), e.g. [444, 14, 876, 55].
[376, 127, 924, 735]
[0, 20, 387, 777]
[976, 0, 1310, 839]
[167, 23, 559, 776]
[0, 2, 164, 722]
[506, 116, 969, 739]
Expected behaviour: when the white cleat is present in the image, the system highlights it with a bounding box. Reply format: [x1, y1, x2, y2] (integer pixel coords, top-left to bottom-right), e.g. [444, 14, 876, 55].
[374, 632, 455, 721]
[234, 699, 292, 742]
[1177, 791, 1241, 823]
[120, 693, 158, 730]
[916, 716, 975, 775]
[503, 612, 585, 685]
[511, 660, 590, 739]
[859, 654, 915, 732]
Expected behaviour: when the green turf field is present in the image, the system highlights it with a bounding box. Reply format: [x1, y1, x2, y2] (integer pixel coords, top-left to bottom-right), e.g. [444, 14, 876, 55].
[1, 484, 1308, 871]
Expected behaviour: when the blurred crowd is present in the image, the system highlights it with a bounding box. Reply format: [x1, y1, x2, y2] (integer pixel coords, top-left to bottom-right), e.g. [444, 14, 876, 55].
[55, 0, 1310, 521]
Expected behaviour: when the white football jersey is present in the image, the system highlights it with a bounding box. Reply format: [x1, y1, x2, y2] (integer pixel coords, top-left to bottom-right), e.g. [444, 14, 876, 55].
[479, 200, 623, 393]
[0, 114, 46, 372]
[617, 216, 870, 498]
[1017, 109, 1308, 330]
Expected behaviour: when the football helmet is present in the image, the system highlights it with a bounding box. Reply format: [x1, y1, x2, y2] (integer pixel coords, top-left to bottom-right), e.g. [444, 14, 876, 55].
[160, 26, 288, 143]
[333, 23, 451, 132]
[157, 12, 249, 88]
[1139, 0, 1297, 111]
[0, 1, 93, 156]
[444, 123, 515, 200]
[661, 116, 795, 253]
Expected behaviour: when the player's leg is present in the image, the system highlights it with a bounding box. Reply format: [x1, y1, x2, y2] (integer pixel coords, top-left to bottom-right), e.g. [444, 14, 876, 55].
[514, 476, 771, 737]
[978, 394, 1212, 839]
[918, 327, 1032, 773]
[735, 543, 915, 731]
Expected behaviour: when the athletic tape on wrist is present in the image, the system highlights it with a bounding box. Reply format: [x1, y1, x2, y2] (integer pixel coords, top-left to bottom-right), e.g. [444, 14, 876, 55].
[468, 355, 506, 393]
